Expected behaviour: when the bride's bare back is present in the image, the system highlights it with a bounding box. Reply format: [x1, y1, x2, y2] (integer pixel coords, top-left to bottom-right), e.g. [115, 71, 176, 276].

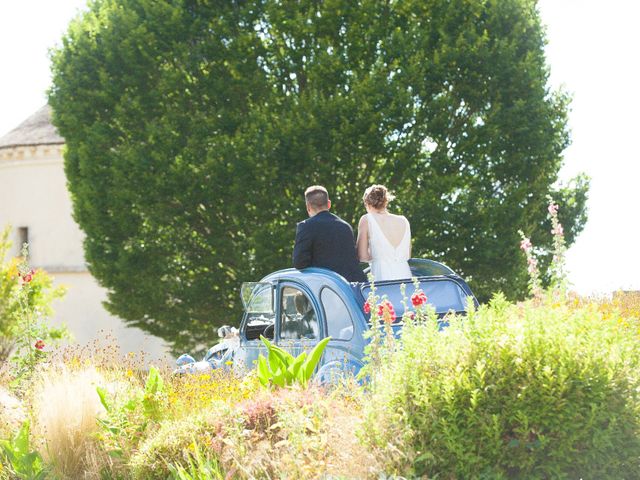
[368, 212, 408, 247]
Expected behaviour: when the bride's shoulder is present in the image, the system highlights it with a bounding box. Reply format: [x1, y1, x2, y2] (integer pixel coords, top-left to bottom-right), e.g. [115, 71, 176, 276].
[358, 213, 369, 226]
[391, 212, 409, 222]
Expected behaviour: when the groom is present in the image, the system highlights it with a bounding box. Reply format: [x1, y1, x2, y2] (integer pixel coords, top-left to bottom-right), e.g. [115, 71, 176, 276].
[293, 185, 367, 283]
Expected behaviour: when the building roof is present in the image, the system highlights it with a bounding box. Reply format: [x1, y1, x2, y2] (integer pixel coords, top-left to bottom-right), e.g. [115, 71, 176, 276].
[0, 105, 64, 150]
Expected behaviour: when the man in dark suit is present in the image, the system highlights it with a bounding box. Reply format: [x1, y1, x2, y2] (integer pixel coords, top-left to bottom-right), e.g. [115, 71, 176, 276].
[293, 185, 367, 283]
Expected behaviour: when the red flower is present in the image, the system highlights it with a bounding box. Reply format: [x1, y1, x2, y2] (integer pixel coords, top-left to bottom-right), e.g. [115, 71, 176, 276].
[21, 269, 35, 283]
[34, 340, 45, 350]
[411, 291, 428, 307]
[363, 302, 371, 314]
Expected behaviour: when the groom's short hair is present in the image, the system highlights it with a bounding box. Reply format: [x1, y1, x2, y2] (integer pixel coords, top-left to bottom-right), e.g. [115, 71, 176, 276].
[304, 185, 329, 210]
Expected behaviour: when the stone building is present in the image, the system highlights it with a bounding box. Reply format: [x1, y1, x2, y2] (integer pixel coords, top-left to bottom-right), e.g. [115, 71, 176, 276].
[0, 105, 169, 360]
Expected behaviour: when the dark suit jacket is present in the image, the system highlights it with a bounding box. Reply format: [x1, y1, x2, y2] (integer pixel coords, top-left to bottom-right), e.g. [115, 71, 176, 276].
[292, 210, 367, 283]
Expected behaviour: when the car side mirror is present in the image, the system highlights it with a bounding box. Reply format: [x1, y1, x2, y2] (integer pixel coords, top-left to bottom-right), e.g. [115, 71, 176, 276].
[217, 325, 237, 338]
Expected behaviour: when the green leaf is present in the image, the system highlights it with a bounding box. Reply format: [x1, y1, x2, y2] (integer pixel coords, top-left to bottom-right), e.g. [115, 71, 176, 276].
[289, 352, 307, 380]
[257, 355, 270, 387]
[144, 366, 164, 395]
[96, 386, 111, 412]
[302, 337, 331, 383]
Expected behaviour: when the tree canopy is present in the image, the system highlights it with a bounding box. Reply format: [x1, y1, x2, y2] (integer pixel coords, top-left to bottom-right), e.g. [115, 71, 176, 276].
[50, 0, 588, 352]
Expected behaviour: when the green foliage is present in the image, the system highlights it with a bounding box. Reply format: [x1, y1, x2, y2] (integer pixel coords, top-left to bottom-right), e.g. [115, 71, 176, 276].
[95, 366, 166, 466]
[0, 421, 47, 479]
[49, 0, 588, 351]
[142, 366, 166, 421]
[364, 294, 640, 479]
[167, 441, 224, 480]
[257, 335, 330, 388]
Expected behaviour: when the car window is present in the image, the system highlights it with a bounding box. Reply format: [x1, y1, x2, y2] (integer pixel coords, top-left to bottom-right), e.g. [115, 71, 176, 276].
[361, 279, 470, 318]
[321, 288, 354, 341]
[279, 286, 319, 340]
[244, 284, 275, 340]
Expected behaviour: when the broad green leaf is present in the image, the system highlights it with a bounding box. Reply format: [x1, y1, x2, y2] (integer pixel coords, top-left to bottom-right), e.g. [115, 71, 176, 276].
[302, 337, 331, 382]
[144, 366, 164, 395]
[96, 386, 111, 412]
[289, 352, 307, 380]
[257, 355, 270, 386]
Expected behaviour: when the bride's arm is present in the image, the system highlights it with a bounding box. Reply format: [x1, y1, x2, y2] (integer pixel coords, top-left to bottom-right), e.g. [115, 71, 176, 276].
[356, 215, 371, 262]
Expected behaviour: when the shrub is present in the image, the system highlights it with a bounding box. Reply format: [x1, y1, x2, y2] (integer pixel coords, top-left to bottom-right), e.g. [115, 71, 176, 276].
[128, 404, 233, 479]
[364, 294, 640, 479]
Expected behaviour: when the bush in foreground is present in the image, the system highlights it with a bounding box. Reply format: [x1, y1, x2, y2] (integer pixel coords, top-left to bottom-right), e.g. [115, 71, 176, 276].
[364, 294, 640, 479]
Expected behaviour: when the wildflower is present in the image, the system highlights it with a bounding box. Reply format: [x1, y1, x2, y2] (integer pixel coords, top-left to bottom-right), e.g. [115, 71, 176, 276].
[548, 203, 558, 215]
[520, 238, 532, 251]
[551, 224, 564, 236]
[34, 340, 45, 350]
[411, 291, 428, 307]
[363, 302, 371, 314]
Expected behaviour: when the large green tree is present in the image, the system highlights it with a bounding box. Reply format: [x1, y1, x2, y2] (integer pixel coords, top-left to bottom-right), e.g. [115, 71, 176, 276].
[50, 0, 588, 352]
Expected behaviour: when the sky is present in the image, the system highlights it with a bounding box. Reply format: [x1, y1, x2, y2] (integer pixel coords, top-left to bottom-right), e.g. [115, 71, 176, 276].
[0, 0, 638, 295]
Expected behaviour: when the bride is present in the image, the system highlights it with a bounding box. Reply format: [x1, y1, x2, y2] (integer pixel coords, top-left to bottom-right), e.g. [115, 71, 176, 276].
[356, 184, 412, 281]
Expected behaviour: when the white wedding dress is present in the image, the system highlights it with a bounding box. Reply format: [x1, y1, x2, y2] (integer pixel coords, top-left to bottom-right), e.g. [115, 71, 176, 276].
[366, 213, 412, 281]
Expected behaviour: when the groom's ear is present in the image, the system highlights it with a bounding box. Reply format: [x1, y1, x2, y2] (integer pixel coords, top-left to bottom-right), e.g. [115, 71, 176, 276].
[327, 199, 332, 210]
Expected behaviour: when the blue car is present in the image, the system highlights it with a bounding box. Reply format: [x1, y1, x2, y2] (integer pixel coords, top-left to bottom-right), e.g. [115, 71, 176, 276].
[175, 259, 477, 379]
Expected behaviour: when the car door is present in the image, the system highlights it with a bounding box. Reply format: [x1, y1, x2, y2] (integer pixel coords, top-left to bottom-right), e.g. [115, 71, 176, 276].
[234, 282, 276, 372]
[317, 286, 365, 379]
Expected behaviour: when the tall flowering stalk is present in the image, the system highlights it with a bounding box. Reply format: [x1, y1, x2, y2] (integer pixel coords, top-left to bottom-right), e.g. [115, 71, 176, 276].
[547, 196, 568, 295]
[359, 275, 401, 381]
[518, 231, 542, 298]
[14, 243, 44, 380]
[519, 198, 569, 301]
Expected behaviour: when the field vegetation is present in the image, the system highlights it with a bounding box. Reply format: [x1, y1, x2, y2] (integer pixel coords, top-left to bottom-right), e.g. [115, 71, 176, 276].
[2, 206, 639, 479]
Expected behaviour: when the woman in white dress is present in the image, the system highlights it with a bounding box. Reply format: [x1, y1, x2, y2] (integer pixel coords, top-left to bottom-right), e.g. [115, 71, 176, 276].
[356, 185, 412, 281]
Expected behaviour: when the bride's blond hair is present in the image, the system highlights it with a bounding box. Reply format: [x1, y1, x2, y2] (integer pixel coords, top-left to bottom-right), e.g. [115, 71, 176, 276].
[363, 184, 395, 209]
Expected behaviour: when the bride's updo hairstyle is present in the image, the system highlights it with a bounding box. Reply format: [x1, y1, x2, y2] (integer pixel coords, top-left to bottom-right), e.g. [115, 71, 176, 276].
[363, 184, 395, 210]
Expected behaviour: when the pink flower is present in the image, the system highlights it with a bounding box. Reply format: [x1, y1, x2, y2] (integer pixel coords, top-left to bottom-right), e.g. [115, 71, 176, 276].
[551, 224, 564, 236]
[548, 203, 558, 215]
[34, 340, 45, 350]
[377, 300, 397, 324]
[363, 302, 371, 314]
[20, 269, 35, 284]
[520, 238, 532, 251]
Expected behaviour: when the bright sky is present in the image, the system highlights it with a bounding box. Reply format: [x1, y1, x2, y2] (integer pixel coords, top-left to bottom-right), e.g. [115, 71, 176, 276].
[1, 0, 638, 295]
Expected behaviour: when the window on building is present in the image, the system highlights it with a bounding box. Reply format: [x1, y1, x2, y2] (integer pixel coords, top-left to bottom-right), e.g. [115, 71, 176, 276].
[17, 227, 29, 256]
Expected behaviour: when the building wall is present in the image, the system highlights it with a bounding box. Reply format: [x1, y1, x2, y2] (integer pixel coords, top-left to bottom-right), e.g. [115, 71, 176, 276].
[0, 145, 170, 361]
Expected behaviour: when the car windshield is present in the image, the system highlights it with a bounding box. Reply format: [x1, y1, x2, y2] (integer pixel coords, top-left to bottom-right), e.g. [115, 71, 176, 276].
[361, 278, 471, 318]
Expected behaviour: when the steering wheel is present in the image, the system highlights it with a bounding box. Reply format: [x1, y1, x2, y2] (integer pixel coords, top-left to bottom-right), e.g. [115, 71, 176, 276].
[263, 324, 275, 340]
